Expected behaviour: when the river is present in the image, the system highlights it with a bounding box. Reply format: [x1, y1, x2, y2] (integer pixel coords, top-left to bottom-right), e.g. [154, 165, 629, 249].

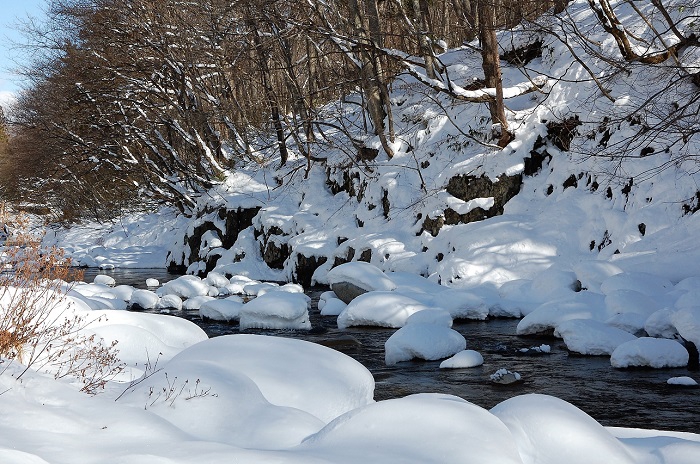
[83, 268, 700, 433]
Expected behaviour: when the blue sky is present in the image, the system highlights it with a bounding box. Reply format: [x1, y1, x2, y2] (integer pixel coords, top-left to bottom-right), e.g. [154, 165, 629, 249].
[0, 0, 46, 105]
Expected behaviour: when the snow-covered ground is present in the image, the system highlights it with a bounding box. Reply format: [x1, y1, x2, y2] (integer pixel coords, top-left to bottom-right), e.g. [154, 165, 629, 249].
[12, 0, 700, 462]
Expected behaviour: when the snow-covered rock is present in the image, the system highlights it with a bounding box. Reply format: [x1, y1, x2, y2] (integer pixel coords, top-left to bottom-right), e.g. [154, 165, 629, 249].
[129, 289, 160, 309]
[158, 275, 212, 299]
[491, 394, 636, 464]
[337, 292, 431, 329]
[611, 338, 689, 368]
[385, 323, 466, 365]
[554, 319, 637, 355]
[200, 297, 244, 322]
[327, 262, 397, 303]
[405, 308, 453, 327]
[439, 350, 484, 368]
[93, 274, 116, 286]
[667, 376, 698, 387]
[239, 291, 311, 330]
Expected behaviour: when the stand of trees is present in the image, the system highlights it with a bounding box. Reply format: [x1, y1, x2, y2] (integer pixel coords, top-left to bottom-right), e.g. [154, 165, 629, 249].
[1, 0, 568, 219]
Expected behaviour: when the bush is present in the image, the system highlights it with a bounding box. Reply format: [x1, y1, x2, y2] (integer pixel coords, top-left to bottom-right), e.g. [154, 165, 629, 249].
[0, 212, 124, 394]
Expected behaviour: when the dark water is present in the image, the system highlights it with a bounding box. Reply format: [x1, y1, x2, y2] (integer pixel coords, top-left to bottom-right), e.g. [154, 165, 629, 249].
[86, 269, 700, 433]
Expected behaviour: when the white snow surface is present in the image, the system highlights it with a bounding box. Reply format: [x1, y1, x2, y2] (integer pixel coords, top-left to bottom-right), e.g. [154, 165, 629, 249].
[611, 338, 689, 369]
[30, 1, 700, 461]
[239, 291, 312, 330]
[439, 349, 484, 368]
[327, 261, 397, 292]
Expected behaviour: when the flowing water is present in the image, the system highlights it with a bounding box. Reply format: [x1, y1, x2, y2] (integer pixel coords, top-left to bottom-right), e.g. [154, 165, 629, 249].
[84, 269, 700, 433]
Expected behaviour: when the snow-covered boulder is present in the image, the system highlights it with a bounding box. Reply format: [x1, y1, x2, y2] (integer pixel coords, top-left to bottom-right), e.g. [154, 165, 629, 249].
[199, 297, 244, 322]
[156, 294, 183, 310]
[554, 319, 637, 355]
[667, 376, 698, 387]
[129, 289, 160, 310]
[337, 292, 431, 329]
[406, 308, 453, 327]
[611, 338, 689, 368]
[145, 278, 160, 287]
[644, 308, 679, 339]
[299, 394, 523, 464]
[158, 275, 212, 299]
[110, 284, 136, 301]
[516, 292, 607, 335]
[491, 394, 636, 464]
[672, 306, 700, 348]
[161, 334, 374, 423]
[327, 262, 397, 303]
[385, 323, 466, 365]
[204, 271, 230, 288]
[182, 295, 215, 310]
[93, 274, 116, 286]
[318, 290, 346, 316]
[239, 291, 311, 330]
[440, 350, 484, 368]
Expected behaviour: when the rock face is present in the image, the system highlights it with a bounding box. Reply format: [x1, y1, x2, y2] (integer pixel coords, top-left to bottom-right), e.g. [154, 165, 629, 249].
[168, 206, 261, 275]
[422, 173, 523, 236]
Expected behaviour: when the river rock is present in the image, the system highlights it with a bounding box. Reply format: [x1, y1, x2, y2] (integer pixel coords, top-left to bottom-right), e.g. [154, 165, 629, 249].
[490, 368, 522, 385]
[327, 261, 397, 304]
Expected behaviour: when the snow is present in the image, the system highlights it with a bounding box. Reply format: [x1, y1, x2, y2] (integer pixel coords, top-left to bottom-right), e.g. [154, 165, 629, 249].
[439, 349, 484, 368]
[554, 319, 637, 356]
[611, 338, 689, 369]
[385, 323, 467, 365]
[667, 376, 699, 386]
[199, 296, 244, 322]
[239, 291, 311, 330]
[19, 1, 700, 461]
[337, 291, 432, 329]
[327, 261, 397, 295]
[93, 274, 116, 286]
[492, 394, 637, 464]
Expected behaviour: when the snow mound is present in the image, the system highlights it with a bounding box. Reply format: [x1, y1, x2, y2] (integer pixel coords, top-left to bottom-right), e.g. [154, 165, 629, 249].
[165, 334, 375, 423]
[199, 297, 244, 322]
[93, 274, 116, 286]
[239, 292, 311, 330]
[554, 319, 637, 355]
[491, 394, 636, 464]
[129, 289, 160, 309]
[327, 261, 397, 291]
[385, 323, 466, 365]
[439, 350, 484, 368]
[405, 308, 453, 327]
[517, 292, 607, 335]
[667, 376, 698, 386]
[611, 338, 689, 368]
[300, 394, 523, 464]
[337, 291, 431, 329]
[158, 275, 213, 299]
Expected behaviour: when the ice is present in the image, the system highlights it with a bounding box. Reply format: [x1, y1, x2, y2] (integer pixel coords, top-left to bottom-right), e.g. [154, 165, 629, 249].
[611, 338, 689, 368]
[384, 323, 466, 365]
[554, 319, 637, 355]
[239, 291, 311, 330]
[337, 292, 431, 329]
[439, 350, 484, 368]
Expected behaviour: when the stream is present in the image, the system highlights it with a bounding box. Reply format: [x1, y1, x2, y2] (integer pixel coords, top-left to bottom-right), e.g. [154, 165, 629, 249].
[84, 268, 700, 433]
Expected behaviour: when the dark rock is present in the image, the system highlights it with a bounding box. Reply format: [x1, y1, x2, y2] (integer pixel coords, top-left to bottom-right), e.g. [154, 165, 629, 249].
[294, 254, 327, 288]
[331, 281, 370, 304]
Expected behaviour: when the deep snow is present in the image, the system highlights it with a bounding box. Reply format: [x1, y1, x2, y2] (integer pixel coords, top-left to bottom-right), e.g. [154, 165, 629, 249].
[9, 0, 700, 462]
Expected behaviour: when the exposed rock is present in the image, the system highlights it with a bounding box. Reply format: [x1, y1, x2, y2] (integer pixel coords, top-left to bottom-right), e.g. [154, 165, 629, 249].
[331, 281, 370, 304]
[490, 368, 522, 385]
[294, 254, 328, 287]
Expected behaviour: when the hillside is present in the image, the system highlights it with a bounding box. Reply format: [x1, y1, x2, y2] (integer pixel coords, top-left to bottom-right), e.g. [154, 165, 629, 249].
[52, 1, 699, 294]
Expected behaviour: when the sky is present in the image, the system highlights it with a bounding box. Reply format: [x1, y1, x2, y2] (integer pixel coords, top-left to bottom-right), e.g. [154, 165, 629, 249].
[0, 0, 46, 107]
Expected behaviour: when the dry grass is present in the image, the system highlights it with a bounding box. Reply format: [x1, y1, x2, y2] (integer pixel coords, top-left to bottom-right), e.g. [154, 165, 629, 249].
[0, 210, 124, 394]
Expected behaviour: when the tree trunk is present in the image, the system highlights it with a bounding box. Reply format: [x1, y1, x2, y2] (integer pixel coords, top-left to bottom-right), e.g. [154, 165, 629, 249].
[478, 0, 512, 147]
